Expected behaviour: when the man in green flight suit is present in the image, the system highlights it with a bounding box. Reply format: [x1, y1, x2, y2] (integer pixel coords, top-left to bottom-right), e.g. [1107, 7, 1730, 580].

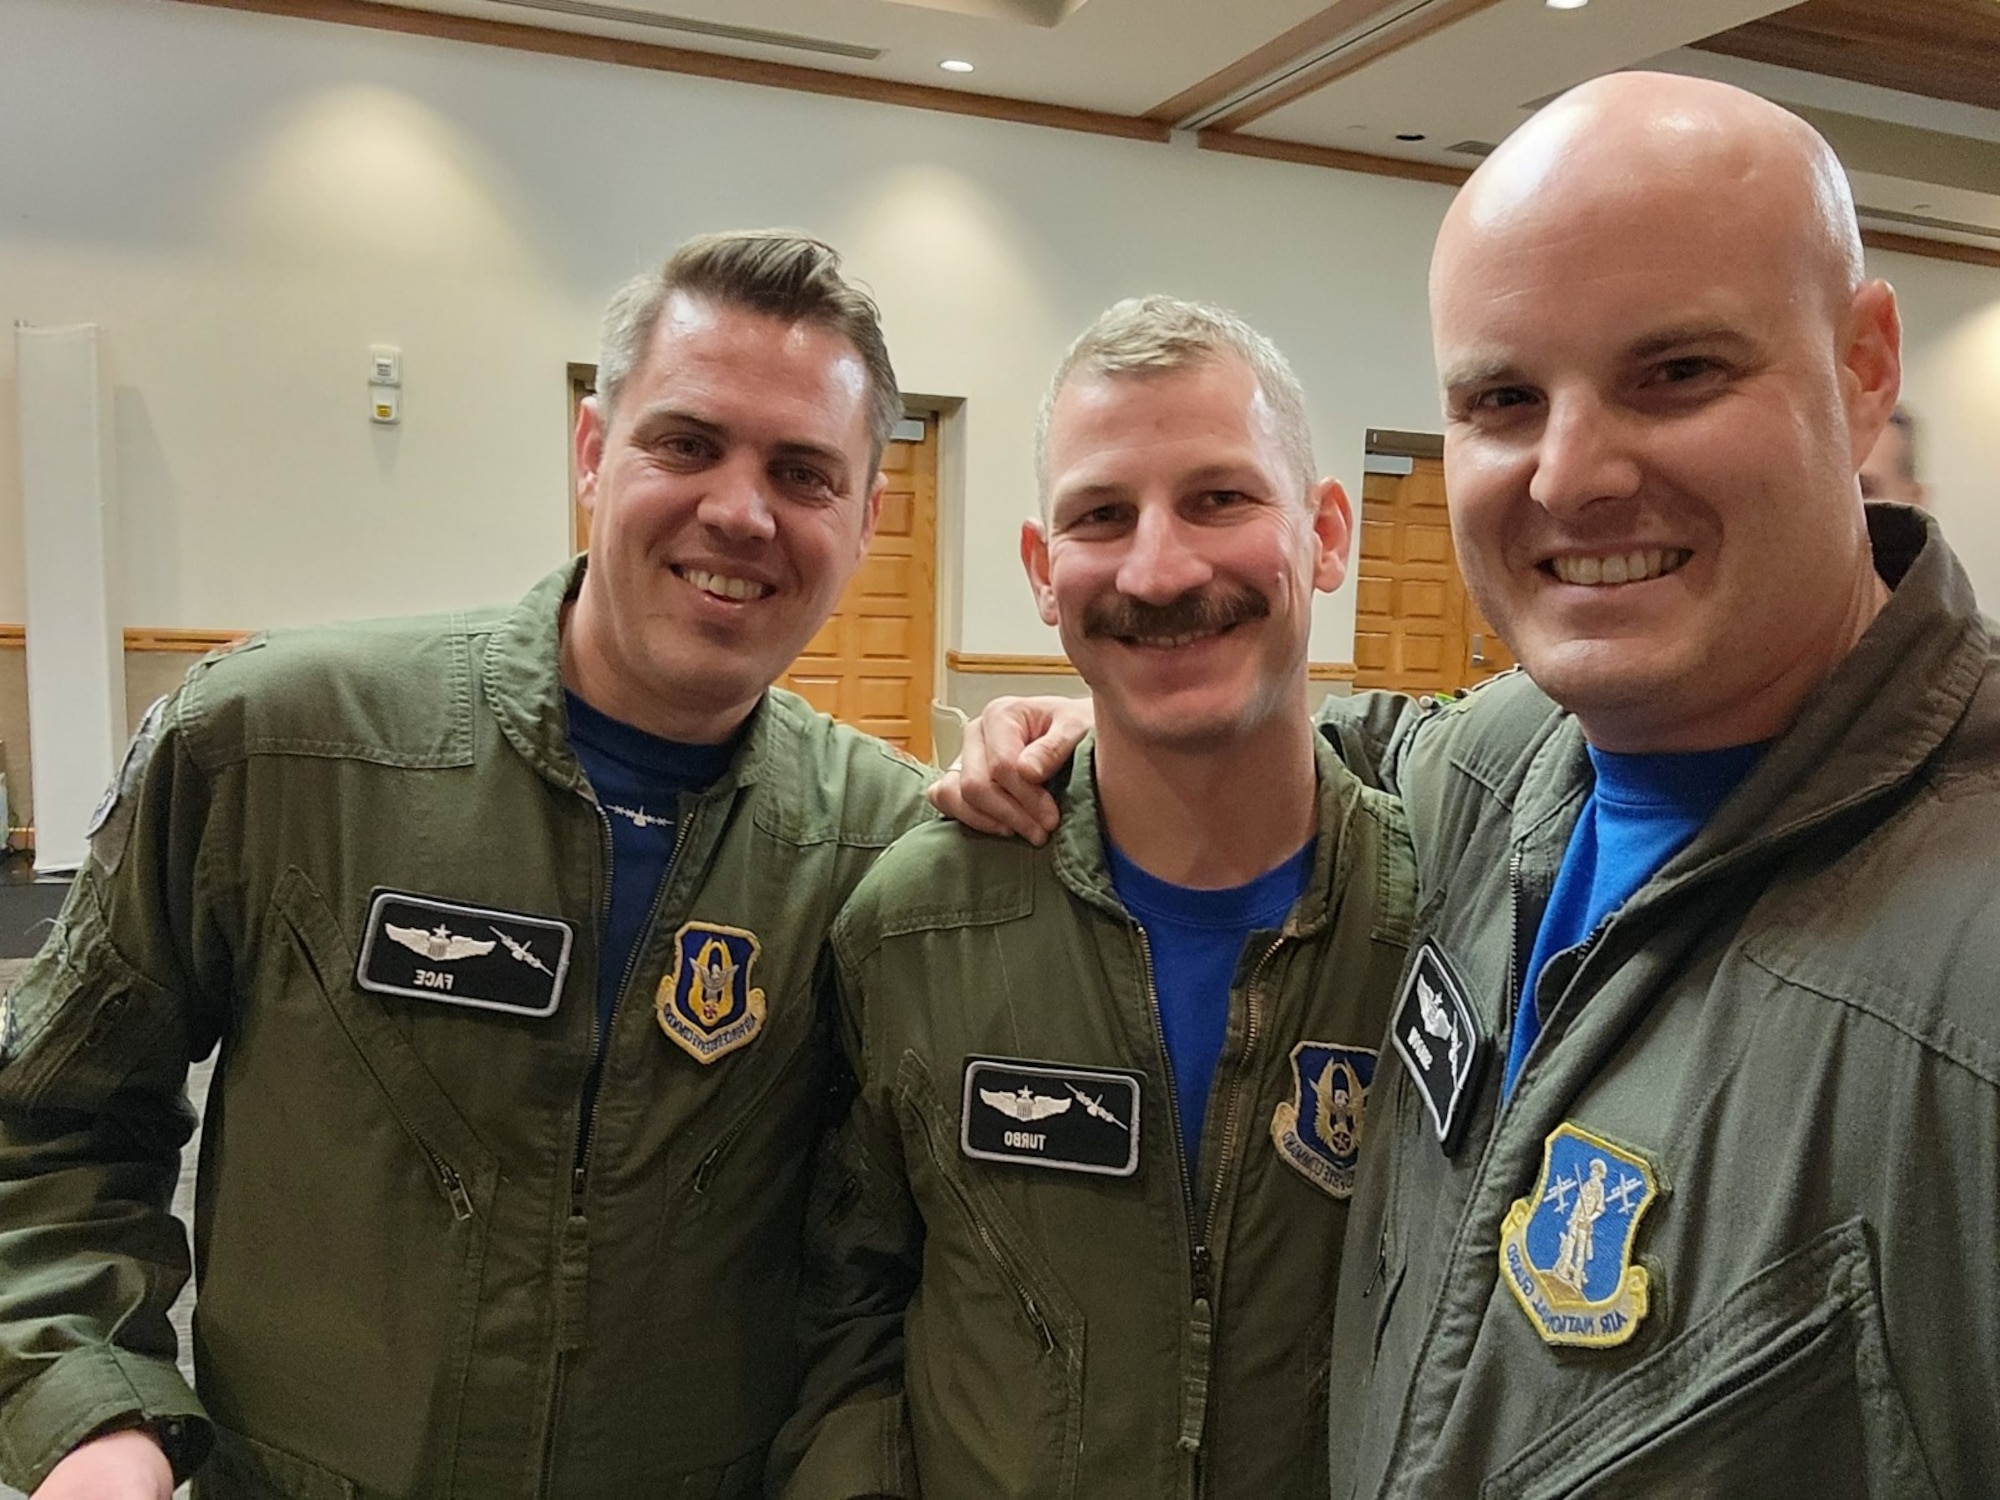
[941, 73, 2000, 1497]
[0, 233, 931, 1499]
[773, 297, 1414, 1499]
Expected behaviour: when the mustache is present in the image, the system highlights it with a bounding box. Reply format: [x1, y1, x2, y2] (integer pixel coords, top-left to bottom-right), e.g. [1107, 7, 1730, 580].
[1082, 584, 1269, 641]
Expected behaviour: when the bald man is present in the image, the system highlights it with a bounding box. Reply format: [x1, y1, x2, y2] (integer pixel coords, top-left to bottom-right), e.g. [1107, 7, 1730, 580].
[1316, 73, 1997, 1497]
[935, 70, 1999, 1497]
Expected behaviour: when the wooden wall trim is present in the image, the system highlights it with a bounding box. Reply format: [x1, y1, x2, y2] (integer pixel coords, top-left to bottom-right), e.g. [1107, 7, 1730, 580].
[175, 0, 1171, 144]
[1860, 228, 2000, 272]
[948, 650, 1357, 682]
[124, 627, 253, 653]
[948, 651, 1078, 676]
[1198, 132, 1470, 189]
[0, 626, 250, 653]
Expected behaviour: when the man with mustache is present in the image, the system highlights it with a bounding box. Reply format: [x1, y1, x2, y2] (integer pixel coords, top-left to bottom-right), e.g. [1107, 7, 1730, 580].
[941, 72, 2000, 1495]
[771, 297, 1415, 1498]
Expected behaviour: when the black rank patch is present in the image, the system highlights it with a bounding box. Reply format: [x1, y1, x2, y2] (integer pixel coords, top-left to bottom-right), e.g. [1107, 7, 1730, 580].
[355, 889, 573, 1017]
[960, 1057, 1142, 1178]
[1391, 940, 1488, 1154]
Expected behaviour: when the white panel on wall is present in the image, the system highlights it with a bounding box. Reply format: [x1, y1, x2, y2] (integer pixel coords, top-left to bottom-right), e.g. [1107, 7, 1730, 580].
[16, 323, 125, 873]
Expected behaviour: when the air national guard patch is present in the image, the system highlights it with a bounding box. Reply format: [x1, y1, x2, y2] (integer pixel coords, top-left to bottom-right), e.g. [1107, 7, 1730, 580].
[356, 890, 574, 1016]
[1499, 1123, 1661, 1348]
[961, 1057, 1142, 1177]
[1391, 941, 1487, 1154]
[1270, 1043, 1375, 1200]
[656, 922, 767, 1064]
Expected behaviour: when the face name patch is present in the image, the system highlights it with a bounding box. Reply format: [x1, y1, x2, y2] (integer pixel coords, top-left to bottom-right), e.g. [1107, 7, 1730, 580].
[656, 922, 767, 1064]
[1391, 940, 1488, 1154]
[355, 889, 573, 1016]
[960, 1057, 1142, 1177]
[1499, 1122, 1660, 1347]
[1271, 1042, 1376, 1200]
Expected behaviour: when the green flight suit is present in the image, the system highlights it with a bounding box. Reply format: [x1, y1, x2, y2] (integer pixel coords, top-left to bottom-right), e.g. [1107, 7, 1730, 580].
[1321, 507, 1999, 1497]
[0, 562, 931, 1498]
[777, 733, 1416, 1499]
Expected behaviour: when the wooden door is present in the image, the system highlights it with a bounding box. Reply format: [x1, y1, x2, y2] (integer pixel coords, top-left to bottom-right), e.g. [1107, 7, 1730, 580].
[1352, 455, 1513, 695]
[780, 419, 939, 758]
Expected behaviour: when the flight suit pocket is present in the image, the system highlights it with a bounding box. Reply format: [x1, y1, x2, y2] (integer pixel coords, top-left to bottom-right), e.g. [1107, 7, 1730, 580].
[0, 879, 183, 1108]
[198, 869, 500, 1496]
[198, 1424, 360, 1498]
[898, 1056, 1085, 1500]
[1480, 1219, 1940, 1500]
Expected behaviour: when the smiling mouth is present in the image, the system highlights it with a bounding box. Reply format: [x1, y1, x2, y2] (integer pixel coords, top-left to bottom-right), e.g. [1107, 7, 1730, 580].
[1545, 549, 1692, 587]
[675, 566, 774, 602]
[1117, 623, 1239, 649]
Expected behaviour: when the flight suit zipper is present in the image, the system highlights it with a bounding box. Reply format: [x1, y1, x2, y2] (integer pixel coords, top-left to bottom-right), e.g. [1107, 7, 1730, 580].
[538, 793, 696, 1500]
[1135, 925, 1283, 1496]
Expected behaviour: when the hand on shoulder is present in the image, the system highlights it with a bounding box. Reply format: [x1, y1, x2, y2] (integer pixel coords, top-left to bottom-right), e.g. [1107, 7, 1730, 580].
[31, 1429, 174, 1500]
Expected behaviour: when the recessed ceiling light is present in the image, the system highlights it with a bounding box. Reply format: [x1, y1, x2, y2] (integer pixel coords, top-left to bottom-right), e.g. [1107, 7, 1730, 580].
[1547, 0, 1588, 9]
[940, 59, 975, 73]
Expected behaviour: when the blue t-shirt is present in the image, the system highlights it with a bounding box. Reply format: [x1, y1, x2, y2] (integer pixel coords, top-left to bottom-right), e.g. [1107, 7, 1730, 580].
[1108, 839, 1315, 1165]
[565, 691, 736, 1048]
[1502, 741, 1765, 1097]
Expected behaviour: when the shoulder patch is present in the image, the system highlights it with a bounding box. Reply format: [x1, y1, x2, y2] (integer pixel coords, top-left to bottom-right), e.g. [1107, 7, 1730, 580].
[1390, 940, 1488, 1153]
[87, 695, 171, 876]
[961, 1056, 1141, 1177]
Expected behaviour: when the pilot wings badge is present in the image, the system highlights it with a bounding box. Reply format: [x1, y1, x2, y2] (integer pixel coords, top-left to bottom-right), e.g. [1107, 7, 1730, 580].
[656, 922, 767, 1064]
[1270, 1042, 1376, 1200]
[1499, 1122, 1661, 1348]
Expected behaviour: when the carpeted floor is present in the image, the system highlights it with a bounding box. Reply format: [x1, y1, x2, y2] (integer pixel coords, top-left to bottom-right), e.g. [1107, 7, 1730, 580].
[1, 957, 203, 1497]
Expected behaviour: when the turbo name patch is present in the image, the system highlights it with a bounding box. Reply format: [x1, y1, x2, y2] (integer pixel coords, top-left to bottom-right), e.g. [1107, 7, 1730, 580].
[960, 1057, 1142, 1178]
[1391, 940, 1487, 1154]
[355, 889, 573, 1017]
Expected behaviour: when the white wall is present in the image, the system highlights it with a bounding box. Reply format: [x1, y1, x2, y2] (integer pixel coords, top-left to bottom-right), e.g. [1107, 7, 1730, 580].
[1875, 248, 2000, 608]
[2, 0, 1997, 668]
[0, 0, 1455, 665]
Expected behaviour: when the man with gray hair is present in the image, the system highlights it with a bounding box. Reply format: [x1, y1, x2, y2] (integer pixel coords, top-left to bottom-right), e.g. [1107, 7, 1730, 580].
[772, 296, 1414, 1499]
[0, 231, 930, 1499]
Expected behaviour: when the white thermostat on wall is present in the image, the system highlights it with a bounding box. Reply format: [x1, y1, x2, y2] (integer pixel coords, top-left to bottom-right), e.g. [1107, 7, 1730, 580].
[370, 384, 401, 425]
[369, 344, 402, 385]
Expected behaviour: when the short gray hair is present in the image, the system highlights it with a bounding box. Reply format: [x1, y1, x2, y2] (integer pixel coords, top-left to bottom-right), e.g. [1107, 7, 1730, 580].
[1035, 296, 1316, 509]
[596, 230, 901, 470]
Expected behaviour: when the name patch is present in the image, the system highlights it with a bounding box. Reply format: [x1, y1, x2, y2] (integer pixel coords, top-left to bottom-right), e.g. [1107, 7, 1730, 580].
[1391, 940, 1488, 1154]
[960, 1057, 1142, 1178]
[356, 889, 573, 1017]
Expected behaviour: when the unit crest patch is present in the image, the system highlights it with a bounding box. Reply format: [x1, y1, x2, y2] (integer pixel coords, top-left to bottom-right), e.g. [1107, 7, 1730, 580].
[1499, 1123, 1661, 1348]
[1270, 1043, 1375, 1200]
[656, 922, 767, 1064]
[355, 889, 573, 1016]
[961, 1057, 1142, 1177]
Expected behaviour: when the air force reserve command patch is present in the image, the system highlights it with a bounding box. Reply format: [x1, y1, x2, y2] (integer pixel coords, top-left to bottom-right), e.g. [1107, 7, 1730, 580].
[1391, 940, 1487, 1153]
[1500, 1123, 1661, 1348]
[356, 890, 573, 1016]
[961, 1057, 1142, 1177]
[656, 922, 767, 1064]
[1270, 1042, 1375, 1200]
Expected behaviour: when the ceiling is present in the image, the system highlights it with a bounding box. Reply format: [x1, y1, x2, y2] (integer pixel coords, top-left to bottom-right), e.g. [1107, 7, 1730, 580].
[189, 0, 2000, 254]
